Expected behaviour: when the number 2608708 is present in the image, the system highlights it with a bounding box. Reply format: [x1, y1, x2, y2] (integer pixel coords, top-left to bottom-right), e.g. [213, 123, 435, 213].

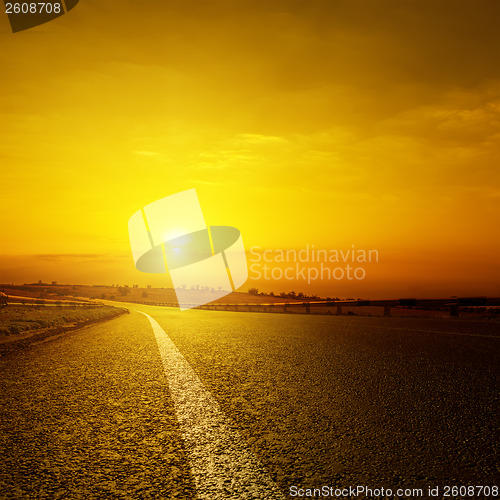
[5, 3, 62, 14]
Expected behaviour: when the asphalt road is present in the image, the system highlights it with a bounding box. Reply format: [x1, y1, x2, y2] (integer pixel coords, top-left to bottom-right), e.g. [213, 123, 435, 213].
[0, 306, 498, 499]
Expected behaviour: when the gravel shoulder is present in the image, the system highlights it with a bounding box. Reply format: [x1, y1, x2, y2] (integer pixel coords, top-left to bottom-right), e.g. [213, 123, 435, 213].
[0, 306, 128, 357]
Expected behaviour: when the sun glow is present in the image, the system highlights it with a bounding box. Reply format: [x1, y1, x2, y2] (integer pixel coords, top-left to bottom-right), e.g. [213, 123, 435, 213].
[0, 1, 498, 297]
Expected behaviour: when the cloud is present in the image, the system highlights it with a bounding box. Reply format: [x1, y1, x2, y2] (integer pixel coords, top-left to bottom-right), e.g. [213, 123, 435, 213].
[133, 150, 162, 157]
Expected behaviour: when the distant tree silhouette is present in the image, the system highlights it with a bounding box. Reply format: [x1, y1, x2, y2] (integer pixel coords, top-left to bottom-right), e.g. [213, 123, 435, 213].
[248, 288, 259, 295]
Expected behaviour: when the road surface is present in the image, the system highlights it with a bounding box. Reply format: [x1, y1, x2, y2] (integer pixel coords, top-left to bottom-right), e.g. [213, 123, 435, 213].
[0, 306, 498, 499]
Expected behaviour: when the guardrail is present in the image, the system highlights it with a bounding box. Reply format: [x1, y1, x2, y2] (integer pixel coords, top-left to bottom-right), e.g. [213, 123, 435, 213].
[0, 293, 103, 308]
[133, 297, 500, 318]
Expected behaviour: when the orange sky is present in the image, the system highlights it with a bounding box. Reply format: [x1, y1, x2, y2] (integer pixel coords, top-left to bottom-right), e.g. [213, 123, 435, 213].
[0, 0, 499, 298]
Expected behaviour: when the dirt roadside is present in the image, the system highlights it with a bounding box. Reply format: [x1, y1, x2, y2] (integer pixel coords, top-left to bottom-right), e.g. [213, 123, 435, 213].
[0, 307, 129, 357]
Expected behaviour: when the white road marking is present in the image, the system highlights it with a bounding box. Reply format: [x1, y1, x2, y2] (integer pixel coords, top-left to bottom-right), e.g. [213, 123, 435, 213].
[138, 311, 285, 500]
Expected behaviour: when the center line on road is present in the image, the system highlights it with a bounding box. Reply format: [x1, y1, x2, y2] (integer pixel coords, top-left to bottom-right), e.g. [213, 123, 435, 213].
[137, 311, 285, 500]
